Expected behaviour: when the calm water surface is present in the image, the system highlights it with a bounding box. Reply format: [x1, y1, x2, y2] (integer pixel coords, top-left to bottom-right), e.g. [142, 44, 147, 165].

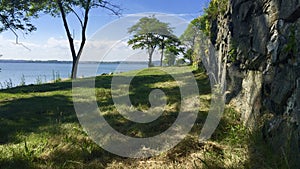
[0, 62, 147, 88]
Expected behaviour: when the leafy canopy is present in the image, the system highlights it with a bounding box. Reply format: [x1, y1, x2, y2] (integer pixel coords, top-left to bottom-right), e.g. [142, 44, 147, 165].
[128, 16, 172, 36]
[128, 15, 179, 67]
[0, 0, 37, 33]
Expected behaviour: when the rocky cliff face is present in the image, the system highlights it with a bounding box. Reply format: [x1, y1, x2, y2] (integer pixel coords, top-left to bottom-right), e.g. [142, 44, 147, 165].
[212, 0, 300, 167]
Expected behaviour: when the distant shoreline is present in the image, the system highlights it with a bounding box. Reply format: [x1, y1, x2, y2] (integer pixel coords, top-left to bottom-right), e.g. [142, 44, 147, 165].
[0, 59, 153, 64]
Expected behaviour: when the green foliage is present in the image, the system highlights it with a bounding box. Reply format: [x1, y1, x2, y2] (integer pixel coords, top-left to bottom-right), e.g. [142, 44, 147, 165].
[0, 0, 37, 33]
[24, 0, 121, 79]
[128, 16, 172, 35]
[180, 19, 202, 65]
[228, 41, 238, 62]
[164, 48, 177, 66]
[128, 33, 158, 50]
[179, 0, 229, 71]
[283, 25, 298, 56]
[183, 48, 193, 64]
[180, 0, 229, 65]
[204, 0, 228, 20]
[180, 21, 198, 47]
[176, 58, 187, 66]
[128, 16, 179, 67]
[195, 0, 229, 38]
[31, 0, 121, 18]
[196, 14, 211, 37]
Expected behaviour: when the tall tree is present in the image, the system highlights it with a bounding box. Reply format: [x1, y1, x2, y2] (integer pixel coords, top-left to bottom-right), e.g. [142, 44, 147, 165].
[155, 23, 173, 66]
[39, 0, 121, 79]
[128, 16, 176, 67]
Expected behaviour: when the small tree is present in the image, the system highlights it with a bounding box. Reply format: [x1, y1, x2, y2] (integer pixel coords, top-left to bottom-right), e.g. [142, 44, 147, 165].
[164, 44, 184, 66]
[128, 33, 158, 67]
[164, 48, 177, 66]
[158, 34, 183, 67]
[128, 16, 176, 67]
[180, 18, 203, 65]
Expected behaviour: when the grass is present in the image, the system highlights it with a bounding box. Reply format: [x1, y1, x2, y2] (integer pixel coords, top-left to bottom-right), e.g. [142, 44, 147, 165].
[0, 67, 283, 168]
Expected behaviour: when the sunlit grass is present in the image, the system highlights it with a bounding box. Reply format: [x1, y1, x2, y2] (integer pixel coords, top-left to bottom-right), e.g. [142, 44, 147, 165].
[0, 66, 282, 168]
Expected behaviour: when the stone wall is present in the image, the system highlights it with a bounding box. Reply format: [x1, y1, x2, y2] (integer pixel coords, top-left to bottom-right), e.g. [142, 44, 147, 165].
[211, 0, 300, 167]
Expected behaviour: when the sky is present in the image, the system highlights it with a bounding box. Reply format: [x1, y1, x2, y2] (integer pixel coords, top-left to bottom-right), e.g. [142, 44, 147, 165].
[0, 0, 210, 61]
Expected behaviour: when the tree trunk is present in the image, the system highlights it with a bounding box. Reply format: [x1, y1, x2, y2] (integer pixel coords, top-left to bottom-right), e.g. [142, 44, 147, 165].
[148, 47, 155, 67]
[58, 1, 77, 78]
[160, 37, 165, 67]
[160, 46, 164, 67]
[71, 57, 79, 79]
[57, 0, 90, 79]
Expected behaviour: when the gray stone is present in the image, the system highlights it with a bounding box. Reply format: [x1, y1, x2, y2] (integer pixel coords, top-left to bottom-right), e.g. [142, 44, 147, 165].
[270, 67, 296, 105]
[231, 71, 263, 128]
[267, 30, 280, 63]
[280, 0, 300, 20]
[212, 0, 300, 166]
[239, 1, 253, 21]
[252, 15, 269, 55]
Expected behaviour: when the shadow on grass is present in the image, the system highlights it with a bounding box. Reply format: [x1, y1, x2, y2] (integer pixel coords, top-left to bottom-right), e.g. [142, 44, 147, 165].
[1, 75, 115, 94]
[0, 95, 76, 144]
[0, 158, 33, 169]
[0, 68, 214, 168]
[1, 81, 73, 94]
[95, 71, 211, 138]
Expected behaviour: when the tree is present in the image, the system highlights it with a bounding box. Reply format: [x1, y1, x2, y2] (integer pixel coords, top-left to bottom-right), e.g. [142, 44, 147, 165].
[163, 42, 184, 66]
[128, 33, 158, 67]
[158, 34, 183, 66]
[0, 1, 38, 69]
[128, 16, 176, 67]
[155, 23, 174, 66]
[38, 0, 121, 79]
[0, 1, 37, 42]
[180, 18, 203, 65]
[164, 49, 177, 66]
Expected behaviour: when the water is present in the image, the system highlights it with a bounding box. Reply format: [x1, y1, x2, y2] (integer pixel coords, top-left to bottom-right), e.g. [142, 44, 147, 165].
[0, 62, 148, 88]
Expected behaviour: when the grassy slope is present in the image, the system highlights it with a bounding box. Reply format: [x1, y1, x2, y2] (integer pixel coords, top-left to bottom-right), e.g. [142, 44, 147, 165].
[0, 67, 281, 169]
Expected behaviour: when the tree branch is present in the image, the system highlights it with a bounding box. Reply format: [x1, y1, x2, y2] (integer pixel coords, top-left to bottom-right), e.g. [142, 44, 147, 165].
[0, 14, 31, 51]
[57, 0, 77, 61]
[67, 6, 83, 27]
[76, 0, 91, 59]
[93, 1, 122, 16]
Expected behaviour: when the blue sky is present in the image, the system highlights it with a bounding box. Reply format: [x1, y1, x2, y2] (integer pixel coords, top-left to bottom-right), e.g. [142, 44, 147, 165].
[0, 0, 210, 61]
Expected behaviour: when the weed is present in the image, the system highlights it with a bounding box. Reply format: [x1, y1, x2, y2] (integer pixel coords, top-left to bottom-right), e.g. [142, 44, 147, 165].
[52, 70, 62, 83]
[35, 76, 43, 85]
[19, 74, 26, 86]
[3, 78, 14, 88]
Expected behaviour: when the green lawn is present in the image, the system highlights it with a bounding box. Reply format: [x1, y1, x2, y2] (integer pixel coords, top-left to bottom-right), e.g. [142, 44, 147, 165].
[0, 67, 282, 169]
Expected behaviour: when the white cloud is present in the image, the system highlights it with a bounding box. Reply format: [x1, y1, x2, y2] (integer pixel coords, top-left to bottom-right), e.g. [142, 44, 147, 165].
[0, 36, 71, 61]
[0, 33, 166, 62]
[0, 36, 125, 61]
